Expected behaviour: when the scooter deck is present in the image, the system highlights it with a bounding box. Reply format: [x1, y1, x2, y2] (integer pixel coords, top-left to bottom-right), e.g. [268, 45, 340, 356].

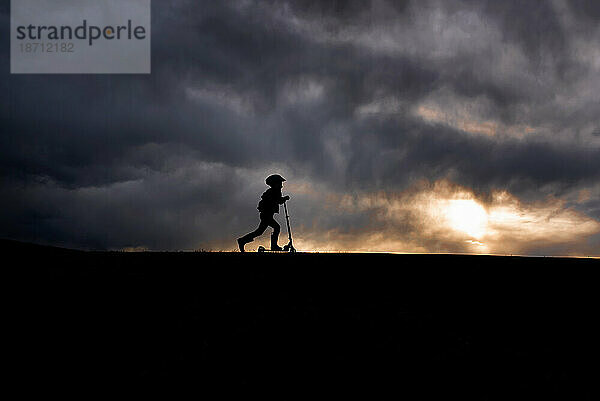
[257, 250, 291, 253]
[257, 245, 296, 253]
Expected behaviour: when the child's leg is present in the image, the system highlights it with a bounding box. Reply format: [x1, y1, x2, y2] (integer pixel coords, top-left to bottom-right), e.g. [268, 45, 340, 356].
[266, 216, 281, 249]
[239, 214, 270, 244]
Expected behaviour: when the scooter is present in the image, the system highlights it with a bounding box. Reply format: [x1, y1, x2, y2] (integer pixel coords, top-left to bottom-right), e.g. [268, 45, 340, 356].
[258, 201, 296, 253]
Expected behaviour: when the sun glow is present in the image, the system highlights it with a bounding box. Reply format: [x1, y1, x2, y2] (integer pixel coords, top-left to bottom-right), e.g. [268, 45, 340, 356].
[445, 199, 488, 239]
[277, 179, 600, 256]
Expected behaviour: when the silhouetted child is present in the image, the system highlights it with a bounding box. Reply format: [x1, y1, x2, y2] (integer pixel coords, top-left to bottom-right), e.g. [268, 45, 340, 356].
[238, 174, 290, 252]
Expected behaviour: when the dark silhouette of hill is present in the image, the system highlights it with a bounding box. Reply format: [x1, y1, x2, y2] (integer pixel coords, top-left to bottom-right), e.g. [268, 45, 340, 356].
[4, 239, 598, 398]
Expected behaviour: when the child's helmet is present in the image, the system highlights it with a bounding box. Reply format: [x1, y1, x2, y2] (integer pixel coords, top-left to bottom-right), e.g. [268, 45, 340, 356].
[265, 174, 286, 186]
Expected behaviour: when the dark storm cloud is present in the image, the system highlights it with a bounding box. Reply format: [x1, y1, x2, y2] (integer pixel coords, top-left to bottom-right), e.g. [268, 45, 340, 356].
[346, 116, 600, 195]
[1, 0, 599, 252]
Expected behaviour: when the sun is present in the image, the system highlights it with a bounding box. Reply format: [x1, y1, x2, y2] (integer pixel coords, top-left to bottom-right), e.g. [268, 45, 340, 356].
[445, 199, 488, 239]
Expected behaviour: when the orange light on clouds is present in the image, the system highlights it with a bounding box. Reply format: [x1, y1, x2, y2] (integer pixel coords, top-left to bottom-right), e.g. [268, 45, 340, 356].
[414, 103, 537, 138]
[285, 180, 600, 256]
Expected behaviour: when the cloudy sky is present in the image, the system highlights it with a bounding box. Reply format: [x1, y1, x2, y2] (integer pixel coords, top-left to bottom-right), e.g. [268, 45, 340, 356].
[1, 0, 599, 255]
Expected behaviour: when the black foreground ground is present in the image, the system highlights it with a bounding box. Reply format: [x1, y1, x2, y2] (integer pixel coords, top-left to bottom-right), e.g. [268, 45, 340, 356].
[5, 239, 599, 398]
